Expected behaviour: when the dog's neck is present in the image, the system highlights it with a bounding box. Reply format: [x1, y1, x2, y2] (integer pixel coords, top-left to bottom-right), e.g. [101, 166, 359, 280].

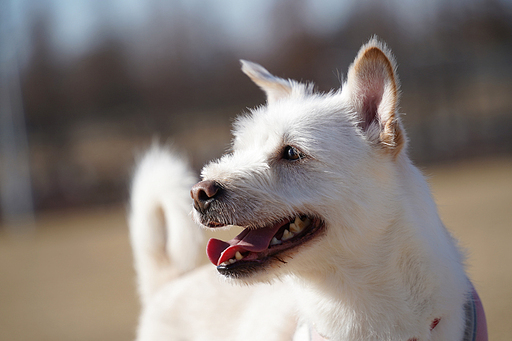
[291, 233, 424, 339]
[289, 158, 469, 340]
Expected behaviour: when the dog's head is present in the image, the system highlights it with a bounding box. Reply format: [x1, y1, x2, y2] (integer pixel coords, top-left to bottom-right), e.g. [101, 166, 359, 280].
[192, 37, 407, 283]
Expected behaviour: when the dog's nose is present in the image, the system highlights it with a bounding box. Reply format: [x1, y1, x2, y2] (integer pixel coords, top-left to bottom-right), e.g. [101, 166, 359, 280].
[191, 180, 221, 213]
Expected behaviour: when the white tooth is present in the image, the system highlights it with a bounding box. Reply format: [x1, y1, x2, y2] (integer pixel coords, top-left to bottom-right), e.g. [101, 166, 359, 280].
[294, 216, 311, 230]
[294, 217, 304, 229]
[271, 237, 281, 245]
[229, 258, 236, 264]
[235, 251, 243, 260]
[282, 229, 294, 241]
[227, 225, 245, 230]
[221, 261, 229, 266]
[289, 223, 300, 233]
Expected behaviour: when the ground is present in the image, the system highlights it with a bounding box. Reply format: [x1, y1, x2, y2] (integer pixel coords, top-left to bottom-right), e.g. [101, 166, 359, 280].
[0, 156, 511, 341]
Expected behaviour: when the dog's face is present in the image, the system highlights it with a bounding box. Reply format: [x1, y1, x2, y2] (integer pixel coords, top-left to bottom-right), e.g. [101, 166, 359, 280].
[192, 38, 406, 283]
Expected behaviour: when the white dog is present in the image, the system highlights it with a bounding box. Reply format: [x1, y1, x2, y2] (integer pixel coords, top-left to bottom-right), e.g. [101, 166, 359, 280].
[129, 38, 487, 340]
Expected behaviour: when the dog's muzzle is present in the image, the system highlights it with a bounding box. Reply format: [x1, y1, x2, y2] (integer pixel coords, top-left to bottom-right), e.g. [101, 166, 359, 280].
[190, 179, 326, 278]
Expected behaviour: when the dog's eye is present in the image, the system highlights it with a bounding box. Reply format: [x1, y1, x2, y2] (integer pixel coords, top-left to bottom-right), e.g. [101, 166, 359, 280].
[282, 146, 305, 161]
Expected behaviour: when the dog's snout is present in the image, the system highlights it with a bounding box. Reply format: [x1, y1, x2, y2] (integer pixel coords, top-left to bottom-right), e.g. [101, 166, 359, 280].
[191, 180, 221, 213]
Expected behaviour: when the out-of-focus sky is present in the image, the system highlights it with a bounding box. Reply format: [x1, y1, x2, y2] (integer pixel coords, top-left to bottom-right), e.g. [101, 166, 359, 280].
[12, 0, 512, 60]
[11, 0, 336, 60]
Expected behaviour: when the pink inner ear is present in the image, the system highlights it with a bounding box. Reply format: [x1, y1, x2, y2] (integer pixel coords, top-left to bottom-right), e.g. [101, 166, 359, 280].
[359, 71, 385, 131]
[348, 40, 404, 154]
[348, 44, 397, 135]
[361, 94, 381, 131]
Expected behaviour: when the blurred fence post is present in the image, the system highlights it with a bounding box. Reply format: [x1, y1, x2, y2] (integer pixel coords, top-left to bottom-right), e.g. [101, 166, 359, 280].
[0, 0, 35, 230]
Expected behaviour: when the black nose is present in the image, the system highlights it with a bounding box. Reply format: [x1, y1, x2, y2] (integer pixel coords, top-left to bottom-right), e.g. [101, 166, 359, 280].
[191, 180, 221, 213]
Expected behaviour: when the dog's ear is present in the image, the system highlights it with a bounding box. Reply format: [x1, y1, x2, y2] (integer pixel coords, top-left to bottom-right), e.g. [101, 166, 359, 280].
[346, 38, 405, 157]
[240, 60, 293, 104]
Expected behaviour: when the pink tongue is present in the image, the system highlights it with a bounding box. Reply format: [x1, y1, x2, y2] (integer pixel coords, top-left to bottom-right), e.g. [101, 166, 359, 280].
[206, 222, 285, 266]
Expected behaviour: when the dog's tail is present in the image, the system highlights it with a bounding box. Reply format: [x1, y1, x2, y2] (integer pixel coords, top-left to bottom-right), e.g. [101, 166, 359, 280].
[129, 145, 204, 305]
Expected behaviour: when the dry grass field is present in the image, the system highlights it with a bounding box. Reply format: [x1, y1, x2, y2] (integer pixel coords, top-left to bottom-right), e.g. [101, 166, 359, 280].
[1, 156, 511, 341]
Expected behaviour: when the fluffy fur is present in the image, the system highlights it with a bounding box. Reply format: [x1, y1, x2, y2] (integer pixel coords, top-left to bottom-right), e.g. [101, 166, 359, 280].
[129, 38, 472, 340]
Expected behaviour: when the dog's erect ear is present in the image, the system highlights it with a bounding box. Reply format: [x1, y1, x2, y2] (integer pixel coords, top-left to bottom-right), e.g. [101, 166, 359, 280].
[240, 60, 293, 104]
[346, 38, 405, 157]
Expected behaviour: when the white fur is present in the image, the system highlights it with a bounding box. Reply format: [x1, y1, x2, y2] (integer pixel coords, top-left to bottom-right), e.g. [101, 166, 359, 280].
[129, 38, 471, 340]
[129, 145, 204, 305]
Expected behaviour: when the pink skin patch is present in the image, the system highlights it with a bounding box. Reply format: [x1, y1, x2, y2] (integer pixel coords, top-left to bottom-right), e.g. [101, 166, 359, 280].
[206, 219, 289, 266]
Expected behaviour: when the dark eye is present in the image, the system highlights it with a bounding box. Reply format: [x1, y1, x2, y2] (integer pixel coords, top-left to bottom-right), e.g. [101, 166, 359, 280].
[282, 145, 305, 161]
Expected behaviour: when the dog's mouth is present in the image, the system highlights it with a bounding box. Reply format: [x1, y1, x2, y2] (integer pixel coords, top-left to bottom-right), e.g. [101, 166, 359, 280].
[206, 214, 324, 277]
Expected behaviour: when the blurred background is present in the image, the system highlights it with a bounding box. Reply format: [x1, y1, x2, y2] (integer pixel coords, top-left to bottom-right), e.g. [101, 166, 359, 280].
[0, 0, 511, 340]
